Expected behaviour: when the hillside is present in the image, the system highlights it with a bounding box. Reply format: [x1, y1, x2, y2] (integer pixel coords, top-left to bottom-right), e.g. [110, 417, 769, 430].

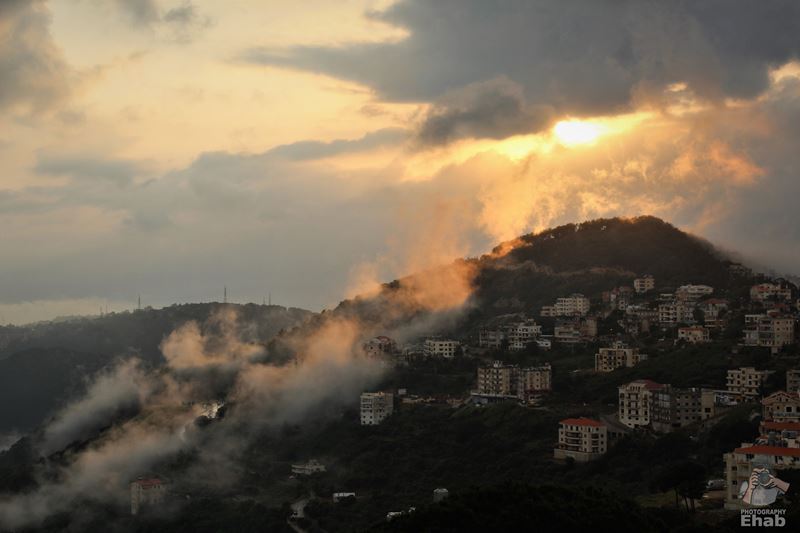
[0, 303, 314, 433]
[333, 216, 739, 331]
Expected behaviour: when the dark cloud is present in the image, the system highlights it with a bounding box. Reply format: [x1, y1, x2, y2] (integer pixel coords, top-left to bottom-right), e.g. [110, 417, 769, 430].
[0, 0, 71, 114]
[112, 0, 209, 41]
[113, 0, 160, 26]
[416, 78, 554, 146]
[243, 0, 800, 141]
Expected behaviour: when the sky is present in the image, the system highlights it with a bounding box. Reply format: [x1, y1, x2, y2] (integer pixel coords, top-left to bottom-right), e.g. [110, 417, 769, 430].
[1, 0, 800, 324]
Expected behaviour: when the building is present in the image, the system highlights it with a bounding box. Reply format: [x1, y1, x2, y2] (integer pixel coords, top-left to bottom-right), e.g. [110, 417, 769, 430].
[130, 478, 166, 515]
[787, 370, 800, 394]
[618, 380, 665, 428]
[333, 492, 356, 503]
[476, 361, 518, 398]
[762, 391, 800, 422]
[433, 488, 449, 502]
[634, 275, 655, 294]
[658, 300, 696, 327]
[363, 336, 397, 358]
[542, 294, 590, 317]
[508, 320, 542, 351]
[554, 418, 608, 462]
[650, 386, 705, 433]
[677, 326, 711, 344]
[423, 338, 460, 359]
[291, 459, 327, 475]
[595, 342, 648, 372]
[478, 327, 506, 349]
[742, 314, 795, 354]
[475, 361, 551, 400]
[726, 367, 773, 401]
[750, 283, 793, 303]
[760, 421, 800, 448]
[675, 284, 714, 301]
[699, 298, 729, 328]
[360, 392, 394, 425]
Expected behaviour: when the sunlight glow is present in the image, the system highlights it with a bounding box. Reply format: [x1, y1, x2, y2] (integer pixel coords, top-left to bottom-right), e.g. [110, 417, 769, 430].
[553, 120, 606, 146]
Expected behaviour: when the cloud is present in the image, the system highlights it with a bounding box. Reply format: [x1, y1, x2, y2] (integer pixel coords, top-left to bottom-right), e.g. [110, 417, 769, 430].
[34, 154, 145, 187]
[243, 0, 800, 139]
[267, 127, 408, 160]
[0, 0, 71, 115]
[111, 0, 210, 41]
[415, 78, 555, 146]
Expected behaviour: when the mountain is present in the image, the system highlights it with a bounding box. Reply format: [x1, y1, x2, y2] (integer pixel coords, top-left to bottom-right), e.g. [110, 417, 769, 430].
[334, 216, 740, 330]
[0, 303, 314, 433]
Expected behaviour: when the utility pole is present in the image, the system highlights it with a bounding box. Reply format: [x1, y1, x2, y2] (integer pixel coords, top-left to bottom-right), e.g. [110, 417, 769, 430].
[224, 286, 227, 304]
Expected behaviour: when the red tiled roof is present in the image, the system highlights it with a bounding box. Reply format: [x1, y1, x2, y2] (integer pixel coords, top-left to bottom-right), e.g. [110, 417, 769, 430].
[560, 417, 605, 427]
[634, 379, 666, 390]
[762, 421, 800, 431]
[734, 445, 800, 457]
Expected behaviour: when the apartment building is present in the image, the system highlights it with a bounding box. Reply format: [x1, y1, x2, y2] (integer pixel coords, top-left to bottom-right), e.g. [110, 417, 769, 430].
[363, 336, 397, 357]
[743, 314, 795, 354]
[475, 362, 551, 400]
[595, 342, 648, 372]
[726, 367, 773, 401]
[360, 392, 394, 425]
[650, 386, 705, 433]
[787, 369, 800, 394]
[677, 326, 711, 344]
[423, 338, 460, 359]
[553, 418, 608, 462]
[508, 320, 543, 351]
[634, 275, 655, 294]
[658, 300, 696, 327]
[724, 444, 800, 510]
[750, 283, 793, 303]
[675, 284, 714, 301]
[130, 478, 166, 515]
[762, 391, 800, 422]
[542, 294, 590, 317]
[618, 379, 665, 428]
[478, 327, 506, 349]
[699, 298, 729, 328]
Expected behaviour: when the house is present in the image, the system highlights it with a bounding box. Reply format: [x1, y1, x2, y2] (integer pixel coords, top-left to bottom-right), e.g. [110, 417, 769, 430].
[618, 380, 665, 428]
[507, 320, 543, 351]
[291, 459, 327, 476]
[677, 326, 711, 344]
[433, 488, 449, 502]
[658, 300, 696, 327]
[762, 391, 800, 422]
[699, 298, 729, 328]
[634, 275, 655, 294]
[554, 418, 608, 462]
[595, 342, 648, 372]
[726, 367, 773, 401]
[423, 338, 460, 358]
[130, 478, 166, 515]
[360, 392, 394, 425]
[759, 421, 800, 448]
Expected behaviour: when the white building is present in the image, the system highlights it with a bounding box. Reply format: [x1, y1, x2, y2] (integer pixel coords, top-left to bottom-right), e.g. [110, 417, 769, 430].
[423, 338, 460, 359]
[554, 418, 608, 462]
[475, 362, 551, 400]
[658, 301, 696, 326]
[618, 380, 665, 428]
[130, 478, 166, 515]
[634, 275, 655, 294]
[743, 314, 795, 354]
[675, 284, 714, 301]
[333, 492, 356, 503]
[360, 392, 394, 425]
[508, 320, 542, 351]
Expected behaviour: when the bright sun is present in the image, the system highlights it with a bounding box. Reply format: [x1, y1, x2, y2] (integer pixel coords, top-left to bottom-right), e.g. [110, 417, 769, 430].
[553, 120, 606, 146]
